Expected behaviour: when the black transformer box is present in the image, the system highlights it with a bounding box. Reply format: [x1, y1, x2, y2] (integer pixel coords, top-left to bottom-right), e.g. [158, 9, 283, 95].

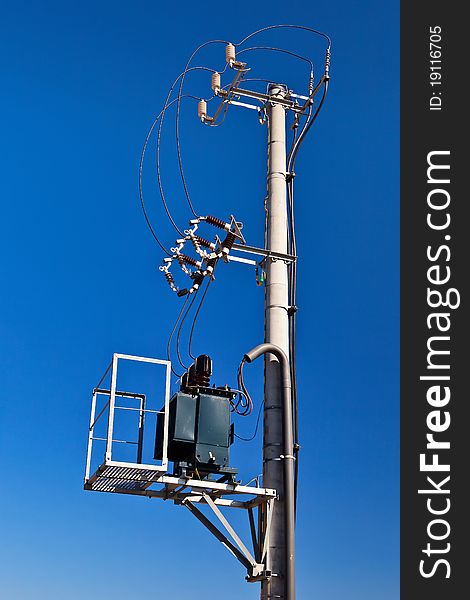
[154, 388, 235, 476]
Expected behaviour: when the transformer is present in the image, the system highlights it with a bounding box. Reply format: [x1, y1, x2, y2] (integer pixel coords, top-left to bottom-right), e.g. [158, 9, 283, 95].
[154, 355, 237, 479]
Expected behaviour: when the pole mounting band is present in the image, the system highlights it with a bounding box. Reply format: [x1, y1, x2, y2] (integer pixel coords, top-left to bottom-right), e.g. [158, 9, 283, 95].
[265, 304, 289, 312]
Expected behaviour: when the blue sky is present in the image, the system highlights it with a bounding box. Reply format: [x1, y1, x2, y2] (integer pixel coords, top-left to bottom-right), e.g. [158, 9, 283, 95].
[0, 1, 399, 598]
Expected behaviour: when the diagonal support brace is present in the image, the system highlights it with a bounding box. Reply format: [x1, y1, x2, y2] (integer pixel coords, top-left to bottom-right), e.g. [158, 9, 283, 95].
[183, 492, 268, 581]
[183, 498, 254, 571]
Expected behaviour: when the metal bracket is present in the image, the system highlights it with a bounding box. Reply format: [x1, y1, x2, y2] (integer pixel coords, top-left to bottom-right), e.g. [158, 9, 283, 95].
[229, 215, 246, 244]
[209, 69, 247, 125]
[183, 492, 274, 582]
[229, 243, 296, 266]
[229, 86, 303, 113]
[208, 71, 315, 122]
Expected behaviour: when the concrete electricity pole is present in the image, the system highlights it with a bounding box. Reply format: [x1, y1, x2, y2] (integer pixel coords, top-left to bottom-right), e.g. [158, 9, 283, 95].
[85, 32, 330, 600]
[263, 84, 294, 600]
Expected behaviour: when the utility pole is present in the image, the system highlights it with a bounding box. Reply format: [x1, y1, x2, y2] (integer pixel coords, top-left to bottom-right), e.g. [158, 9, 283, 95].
[263, 84, 294, 600]
[86, 31, 331, 600]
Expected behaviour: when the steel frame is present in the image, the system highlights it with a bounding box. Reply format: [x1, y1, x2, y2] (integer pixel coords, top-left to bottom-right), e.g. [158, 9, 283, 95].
[209, 71, 328, 127]
[183, 492, 274, 581]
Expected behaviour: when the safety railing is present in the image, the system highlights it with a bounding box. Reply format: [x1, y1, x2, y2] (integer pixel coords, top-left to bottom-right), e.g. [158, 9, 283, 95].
[84, 353, 172, 483]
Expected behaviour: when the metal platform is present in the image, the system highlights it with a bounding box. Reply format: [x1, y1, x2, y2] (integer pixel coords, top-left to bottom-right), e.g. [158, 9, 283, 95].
[85, 460, 276, 509]
[85, 462, 166, 493]
[84, 353, 277, 581]
[85, 353, 276, 508]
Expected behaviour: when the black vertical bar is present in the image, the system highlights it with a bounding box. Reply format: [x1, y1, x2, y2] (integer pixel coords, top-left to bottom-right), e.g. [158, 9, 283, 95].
[401, 3, 467, 599]
[137, 394, 146, 464]
[248, 507, 261, 563]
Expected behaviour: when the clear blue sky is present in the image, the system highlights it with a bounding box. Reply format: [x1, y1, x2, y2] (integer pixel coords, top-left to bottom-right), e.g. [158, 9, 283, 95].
[0, 1, 398, 599]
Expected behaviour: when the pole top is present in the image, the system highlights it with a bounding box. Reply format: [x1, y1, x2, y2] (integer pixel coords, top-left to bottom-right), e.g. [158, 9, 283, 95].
[268, 83, 288, 99]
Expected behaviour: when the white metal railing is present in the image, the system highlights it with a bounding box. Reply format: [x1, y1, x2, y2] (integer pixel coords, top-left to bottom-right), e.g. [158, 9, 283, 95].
[84, 353, 172, 483]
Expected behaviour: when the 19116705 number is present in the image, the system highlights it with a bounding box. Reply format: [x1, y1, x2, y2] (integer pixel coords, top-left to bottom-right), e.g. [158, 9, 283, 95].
[429, 26, 442, 111]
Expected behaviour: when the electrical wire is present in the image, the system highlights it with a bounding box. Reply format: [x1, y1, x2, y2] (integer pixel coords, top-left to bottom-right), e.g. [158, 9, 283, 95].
[236, 359, 254, 416]
[188, 276, 213, 360]
[237, 46, 314, 81]
[156, 66, 219, 236]
[284, 79, 330, 510]
[287, 175, 299, 505]
[139, 93, 208, 254]
[288, 79, 329, 173]
[236, 24, 331, 49]
[234, 399, 264, 441]
[166, 294, 191, 377]
[175, 286, 200, 370]
[174, 40, 230, 218]
[139, 103, 177, 256]
[229, 387, 252, 414]
[286, 135, 302, 508]
[141, 91, 230, 252]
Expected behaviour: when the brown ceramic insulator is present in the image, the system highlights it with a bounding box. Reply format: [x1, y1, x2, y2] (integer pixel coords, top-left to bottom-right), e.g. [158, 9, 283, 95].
[177, 254, 199, 268]
[205, 215, 227, 230]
